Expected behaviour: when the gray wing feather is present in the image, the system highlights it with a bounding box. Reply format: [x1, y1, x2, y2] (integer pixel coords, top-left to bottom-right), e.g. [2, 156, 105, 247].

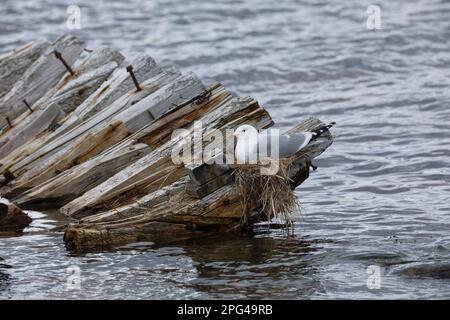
[257, 132, 312, 158]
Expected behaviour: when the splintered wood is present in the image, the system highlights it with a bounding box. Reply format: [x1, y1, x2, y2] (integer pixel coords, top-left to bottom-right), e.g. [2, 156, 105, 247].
[0, 34, 333, 250]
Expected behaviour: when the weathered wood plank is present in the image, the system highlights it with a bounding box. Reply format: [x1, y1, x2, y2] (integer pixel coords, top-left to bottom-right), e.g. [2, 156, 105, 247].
[60, 97, 272, 218]
[64, 220, 216, 252]
[62, 186, 243, 250]
[63, 179, 240, 251]
[116, 72, 206, 133]
[0, 46, 124, 161]
[6, 120, 130, 197]
[5, 69, 173, 181]
[15, 84, 231, 208]
[0, 40, 50, 98]
[185, 167, 234, 198]
[5, 55, 160, 179]
[46, 54, 161, 138]
[0, 48, 123, 158]
[81, 177, 190, 224]
[0, 34, 85, 129]
[82, 179, 243, 226]
[15, 143, 152, 209]
[4, 72, 204, 198]
[133, 83, 231, 147]
[2, 69, 181, 190]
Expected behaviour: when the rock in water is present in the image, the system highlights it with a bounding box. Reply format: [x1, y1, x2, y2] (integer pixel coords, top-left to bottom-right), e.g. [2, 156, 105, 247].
[0, 198, 31, 232]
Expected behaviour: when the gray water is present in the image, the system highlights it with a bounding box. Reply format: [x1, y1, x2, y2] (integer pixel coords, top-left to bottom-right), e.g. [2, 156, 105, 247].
[1, 0, 450, 299]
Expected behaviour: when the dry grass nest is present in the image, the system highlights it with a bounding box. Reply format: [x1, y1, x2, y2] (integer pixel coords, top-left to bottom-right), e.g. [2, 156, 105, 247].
[232, 157, 302, 227]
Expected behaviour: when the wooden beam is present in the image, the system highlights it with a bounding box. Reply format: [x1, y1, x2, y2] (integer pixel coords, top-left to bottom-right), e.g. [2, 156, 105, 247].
[64, 220, 217, 252]
[2, 70, 182, 193]
[59, 97, 272, 218]
[15, 84, 231, 208]
[63, 179, 241, 251]
[0, 46, 125, 161]
[0, 40, 50, 98]
[47, 54, 162, 137]
[0, 34, 85, 129]
[5, 73, 205, 199]
[7, 54, 160, 178]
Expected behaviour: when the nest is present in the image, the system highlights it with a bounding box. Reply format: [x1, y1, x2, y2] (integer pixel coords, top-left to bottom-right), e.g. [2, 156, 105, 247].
[232, 157, 301, 228]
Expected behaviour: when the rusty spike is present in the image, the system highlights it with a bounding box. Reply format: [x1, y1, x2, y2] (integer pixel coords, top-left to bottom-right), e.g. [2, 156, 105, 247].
[23, 99, 33, 113]
[54, 50, 74, 75]
[126, 65, 142, 92]
[5, 117, 12, 129]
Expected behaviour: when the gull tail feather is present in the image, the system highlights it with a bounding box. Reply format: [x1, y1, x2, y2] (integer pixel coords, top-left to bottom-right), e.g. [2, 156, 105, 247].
[309, 122, 336, 142]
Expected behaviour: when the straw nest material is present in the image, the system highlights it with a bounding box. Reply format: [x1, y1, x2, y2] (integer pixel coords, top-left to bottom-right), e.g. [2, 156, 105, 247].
[232, 157, 301, 227]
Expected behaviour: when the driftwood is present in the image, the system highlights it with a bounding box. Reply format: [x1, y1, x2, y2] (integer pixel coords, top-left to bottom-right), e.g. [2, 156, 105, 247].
[0, 198, 31, 232]
[0, 35, 335, 252]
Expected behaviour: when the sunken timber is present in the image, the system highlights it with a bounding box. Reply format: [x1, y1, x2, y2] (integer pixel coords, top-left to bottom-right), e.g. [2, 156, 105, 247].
[0, 34, 333, 251]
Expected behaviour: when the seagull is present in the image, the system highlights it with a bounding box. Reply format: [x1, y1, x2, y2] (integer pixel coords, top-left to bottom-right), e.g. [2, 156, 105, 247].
[234, 122, 335, 163]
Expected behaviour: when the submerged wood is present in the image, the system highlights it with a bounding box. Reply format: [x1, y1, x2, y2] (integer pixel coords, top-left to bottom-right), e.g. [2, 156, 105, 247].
[0, 34, 85, 129]
[64, 220, 216, 252]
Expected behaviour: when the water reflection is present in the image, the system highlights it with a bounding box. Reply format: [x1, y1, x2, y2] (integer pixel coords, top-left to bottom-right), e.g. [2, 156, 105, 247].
[110, 232, 326, 299]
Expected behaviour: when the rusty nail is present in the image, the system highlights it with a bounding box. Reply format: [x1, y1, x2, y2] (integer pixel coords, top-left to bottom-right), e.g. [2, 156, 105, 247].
[54, 50, 74, 75]
[23, 99, 33, 113]
[126, 65, 142, 91]
[5, 117, 12, 128]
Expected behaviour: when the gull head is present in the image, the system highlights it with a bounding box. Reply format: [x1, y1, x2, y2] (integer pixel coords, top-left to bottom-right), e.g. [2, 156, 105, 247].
[233, 125, 258, 141]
